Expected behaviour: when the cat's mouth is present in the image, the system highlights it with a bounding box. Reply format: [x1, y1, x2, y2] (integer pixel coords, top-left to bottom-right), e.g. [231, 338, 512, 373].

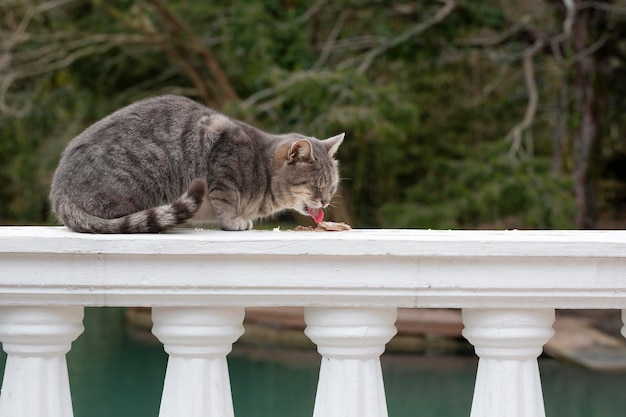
[303, 205, 324, 223]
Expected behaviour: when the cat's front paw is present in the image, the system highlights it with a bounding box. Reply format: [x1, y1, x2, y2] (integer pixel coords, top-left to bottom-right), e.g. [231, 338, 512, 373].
[219, 217, 253, 231]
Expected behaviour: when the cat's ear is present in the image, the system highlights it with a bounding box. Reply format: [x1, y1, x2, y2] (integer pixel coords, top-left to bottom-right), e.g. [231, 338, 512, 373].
[322, 133, 345, 158]
[288, 139, 315, 163]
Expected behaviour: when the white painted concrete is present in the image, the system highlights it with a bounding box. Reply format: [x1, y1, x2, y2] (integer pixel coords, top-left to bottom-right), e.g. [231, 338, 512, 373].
[463, 309, 555, 417]
[2, 227, 626, 308]
[304, 307, 397, 417]
[1, 226, 626, 417]
[152, 307, 245, 417]
[0, 306, 84, 417]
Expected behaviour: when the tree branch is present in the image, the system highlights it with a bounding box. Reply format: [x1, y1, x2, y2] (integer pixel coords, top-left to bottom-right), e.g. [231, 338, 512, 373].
[457, 20, 526, 48]
[297, 0, 327, 23]
[147, 0, 239, 106]
[562, 0, 576, 37]
[506, 39, 544, 159]
[355, 0, 456, 75]
[5, 0, 76, 49]
[1, 10, 164, 116]
[313, 9, 350, 69]
[577, 1, 626, 15]
[241, 70, 321, 109]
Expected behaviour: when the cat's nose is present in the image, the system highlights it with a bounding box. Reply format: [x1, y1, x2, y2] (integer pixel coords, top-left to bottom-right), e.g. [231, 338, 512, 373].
[321, 199, 330, 208]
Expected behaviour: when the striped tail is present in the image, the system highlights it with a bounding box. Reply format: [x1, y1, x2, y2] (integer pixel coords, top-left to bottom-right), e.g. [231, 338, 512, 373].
[54, 178, 207, 233]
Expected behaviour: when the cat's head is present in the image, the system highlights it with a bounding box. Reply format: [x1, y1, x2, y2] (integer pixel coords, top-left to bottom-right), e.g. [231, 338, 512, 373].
[273, 133, 344, 221]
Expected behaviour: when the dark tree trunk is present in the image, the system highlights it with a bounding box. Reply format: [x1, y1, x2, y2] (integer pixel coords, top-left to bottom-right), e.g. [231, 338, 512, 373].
[570, 5, 607, 229]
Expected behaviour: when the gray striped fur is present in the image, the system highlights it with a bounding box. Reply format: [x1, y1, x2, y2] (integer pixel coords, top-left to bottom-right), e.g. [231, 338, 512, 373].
[50, 95, 343, 233]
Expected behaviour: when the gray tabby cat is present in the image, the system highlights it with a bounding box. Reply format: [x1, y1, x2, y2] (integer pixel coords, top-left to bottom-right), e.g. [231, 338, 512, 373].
[50, 95, 344, 233]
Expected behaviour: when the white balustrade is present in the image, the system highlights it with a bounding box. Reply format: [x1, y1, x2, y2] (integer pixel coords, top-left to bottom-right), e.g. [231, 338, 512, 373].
[0, 306, 84, 417]
[151, 307, 245, 417]
[462, 309, 555, 417]
[2, 227, 626, 417]
[304, 307, 397, 417]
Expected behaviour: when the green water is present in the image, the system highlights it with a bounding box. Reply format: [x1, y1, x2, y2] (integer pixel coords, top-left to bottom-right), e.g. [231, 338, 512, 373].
[1, 308, 626, 416]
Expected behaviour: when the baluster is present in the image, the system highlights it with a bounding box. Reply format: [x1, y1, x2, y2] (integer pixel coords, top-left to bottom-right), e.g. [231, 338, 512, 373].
[304, 307, 397, 417]
[151, 307, 245, 417]
[462, 308, 555, 417]
[0, 306, 84, 417]
[622, 310, 626, 339]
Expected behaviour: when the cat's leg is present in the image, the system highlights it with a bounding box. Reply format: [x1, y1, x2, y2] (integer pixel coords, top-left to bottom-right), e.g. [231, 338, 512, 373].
[217, 216, 253, 231]
[206, 192, 253, 231]
[190, 198, 252, 230]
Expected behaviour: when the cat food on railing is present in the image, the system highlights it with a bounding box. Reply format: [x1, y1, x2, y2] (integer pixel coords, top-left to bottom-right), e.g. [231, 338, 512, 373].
[295, 221, 352, 232]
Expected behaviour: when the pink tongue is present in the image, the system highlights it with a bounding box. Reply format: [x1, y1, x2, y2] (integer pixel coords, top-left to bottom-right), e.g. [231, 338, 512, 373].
[308, 208, 324, 224]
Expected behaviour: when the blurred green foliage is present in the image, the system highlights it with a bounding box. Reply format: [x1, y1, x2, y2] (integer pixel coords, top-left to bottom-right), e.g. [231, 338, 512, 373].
[2, 0, 611, 229]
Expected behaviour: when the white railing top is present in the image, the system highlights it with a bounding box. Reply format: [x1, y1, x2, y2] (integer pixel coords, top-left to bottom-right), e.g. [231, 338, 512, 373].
[2, 226, 626, 308]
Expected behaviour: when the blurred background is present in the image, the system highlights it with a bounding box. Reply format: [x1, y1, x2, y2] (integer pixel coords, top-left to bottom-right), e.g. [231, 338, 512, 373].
[3, 0, 626, 230]
[3, 1, 626, 416]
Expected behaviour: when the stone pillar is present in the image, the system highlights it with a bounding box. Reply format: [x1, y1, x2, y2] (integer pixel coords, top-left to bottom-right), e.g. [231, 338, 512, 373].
[304, 307, 397, 417]
[462, 308, 555, 417]
[151, 307, 245, 417]
[0, 306, 84, 417]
